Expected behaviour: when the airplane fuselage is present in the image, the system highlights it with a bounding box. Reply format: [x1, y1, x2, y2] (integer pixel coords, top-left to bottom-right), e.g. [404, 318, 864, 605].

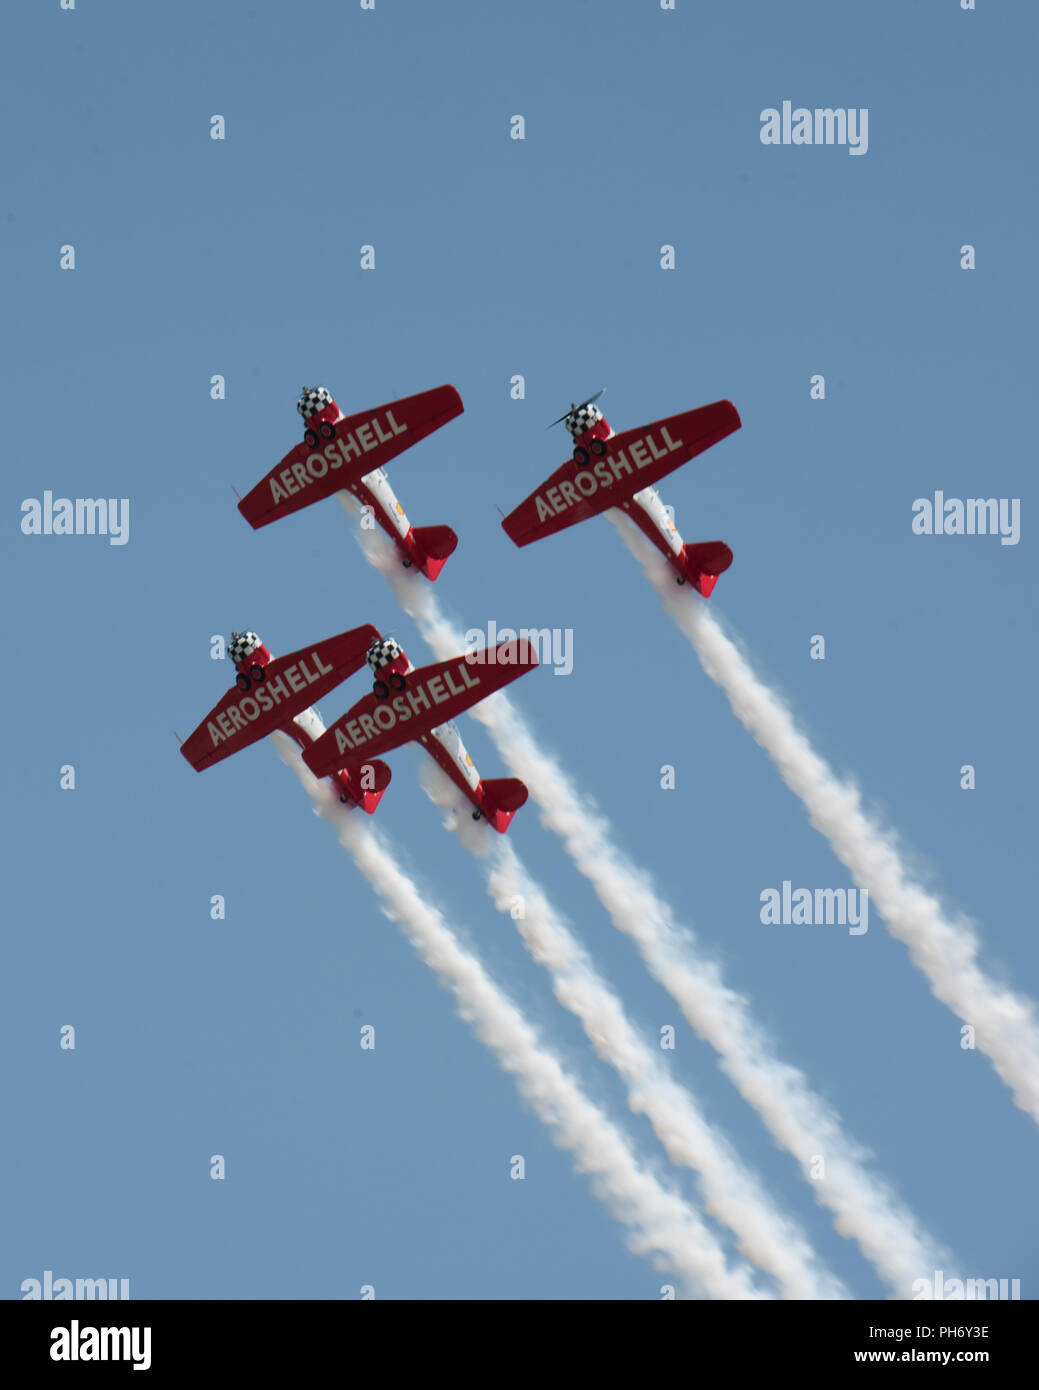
[314, 400, 451, 579]
[349, 465, 413, 548]
[571, 418, 728, 598]
[578, 421, 687, 569]
[373, 650, 511, 828]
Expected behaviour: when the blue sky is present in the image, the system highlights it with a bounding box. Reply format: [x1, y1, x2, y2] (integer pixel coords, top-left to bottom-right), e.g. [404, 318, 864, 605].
[2, 0, 1036, 1299]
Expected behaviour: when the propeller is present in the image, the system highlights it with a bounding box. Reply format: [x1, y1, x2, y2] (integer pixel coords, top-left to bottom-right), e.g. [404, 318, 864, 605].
[547, 388, 605, 428]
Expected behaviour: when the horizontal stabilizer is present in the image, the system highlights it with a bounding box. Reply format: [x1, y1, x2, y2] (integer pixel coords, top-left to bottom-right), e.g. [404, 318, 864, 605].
[682, 541, 733, 597]
[409, 524, 458, 581]
[479, 776, 529, 834]
[337, 758, 392, 814]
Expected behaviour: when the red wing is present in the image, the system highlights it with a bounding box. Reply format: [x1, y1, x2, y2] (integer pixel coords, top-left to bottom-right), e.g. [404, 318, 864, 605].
[501, 456, 600, 545]
[238, 385, 464, 529]
[502, 400, 740, 547]
[181, 625, 381, 772]
[302, 641, 539, 776]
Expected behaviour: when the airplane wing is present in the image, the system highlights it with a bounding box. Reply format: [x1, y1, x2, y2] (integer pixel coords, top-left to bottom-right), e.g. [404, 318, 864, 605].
[502, 400, 740, 547]
[238, 384, 464, 529]
[302, 641, 539, 776]
[181, 624, 381, 772]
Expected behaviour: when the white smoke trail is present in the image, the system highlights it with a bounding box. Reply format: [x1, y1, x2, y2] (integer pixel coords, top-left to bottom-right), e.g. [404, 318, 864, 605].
[613, 514, 1039, 1125]
[344, 504, 952, 1294]
[418, 763, 845, 1298]
[272, 721, 768, 1299]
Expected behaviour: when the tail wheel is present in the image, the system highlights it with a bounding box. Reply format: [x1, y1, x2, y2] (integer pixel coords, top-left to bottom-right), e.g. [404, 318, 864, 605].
[472, 810, 482, 821]
[339, 793, 350, 804]
[573, 447, 589, 467]
[304, 429, 319, 448]
[389, 672, 406, 692]
[373, 680, 390, 699]
[319, 420, 336, 439]
[402, 558, 412, 568]
[249, 664, 266, 683]
[590, 438, 606, 457]
[235, 672, 251, 692]
[676, 576, 686, 586]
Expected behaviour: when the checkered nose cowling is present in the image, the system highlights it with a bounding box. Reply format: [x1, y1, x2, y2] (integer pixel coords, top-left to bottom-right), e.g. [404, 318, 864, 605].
[566, 404, 603, 438]
[297, 386, 334, 421]
[229, 631, 262, 665]
[366, 638, 404, 674]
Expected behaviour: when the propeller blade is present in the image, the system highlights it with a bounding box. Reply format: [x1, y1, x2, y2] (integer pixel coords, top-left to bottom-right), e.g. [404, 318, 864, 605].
[546, 388, 605, 428]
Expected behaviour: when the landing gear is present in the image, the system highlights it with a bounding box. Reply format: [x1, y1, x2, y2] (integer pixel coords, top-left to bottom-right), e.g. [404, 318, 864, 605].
[340, 793, 350, 804]
[589, 438, 606, 457]
[402, 558, 412, 568]
[235, 672, 251, 692]
[389, 672, 406, 692]
[373, 680, 390, 699]
[573, 446, 589, 467]
[472, 810, 482, 821]
[249, 664, 266, 683]
[305, 421, 336, 446]
[676, 576, 686, 586]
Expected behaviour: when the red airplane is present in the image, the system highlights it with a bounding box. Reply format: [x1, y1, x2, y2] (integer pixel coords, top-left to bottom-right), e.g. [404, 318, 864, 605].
[502, 391, 741, 596]
[303, 636, 536, 834]
[238, 384, 464, 580]
[180, 626, 391, 812]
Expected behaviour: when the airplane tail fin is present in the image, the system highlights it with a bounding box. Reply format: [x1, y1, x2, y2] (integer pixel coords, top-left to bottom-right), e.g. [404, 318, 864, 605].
[407, 524, 458, 581]
[680, 540, 733, 598]
[337, 758, 392, 815]
[477, 776, 528, 835]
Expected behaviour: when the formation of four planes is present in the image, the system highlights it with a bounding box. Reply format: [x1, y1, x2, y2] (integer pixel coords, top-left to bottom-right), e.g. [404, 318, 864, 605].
[181, 383, 742, 832]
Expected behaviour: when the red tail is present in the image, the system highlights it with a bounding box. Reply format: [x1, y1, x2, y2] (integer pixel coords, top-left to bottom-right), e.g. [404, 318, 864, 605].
[407, 524, 458, 581]
[680, 541, 733, 598]
[337, 759, 392, 814]
[477, 777, 528, 834]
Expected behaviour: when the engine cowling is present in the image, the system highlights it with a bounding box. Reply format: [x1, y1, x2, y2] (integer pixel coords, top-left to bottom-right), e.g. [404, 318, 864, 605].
[228, 631, 270, 672]
[565, 402, 604, 438]
[366, 637, 405, 675]
[297, 385, 337, 422]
